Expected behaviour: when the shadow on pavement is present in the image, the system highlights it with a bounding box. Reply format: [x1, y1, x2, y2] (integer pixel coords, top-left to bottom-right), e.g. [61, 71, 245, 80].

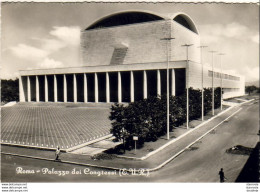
[235, 142, 259, 182]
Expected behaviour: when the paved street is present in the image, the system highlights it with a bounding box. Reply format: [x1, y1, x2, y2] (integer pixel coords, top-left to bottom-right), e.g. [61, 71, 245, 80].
[150, 100, 259, 182]
[1, 98, 259, 182]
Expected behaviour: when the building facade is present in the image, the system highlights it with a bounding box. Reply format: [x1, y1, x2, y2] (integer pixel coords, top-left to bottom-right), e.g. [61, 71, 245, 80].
[19, 11, 245, 103]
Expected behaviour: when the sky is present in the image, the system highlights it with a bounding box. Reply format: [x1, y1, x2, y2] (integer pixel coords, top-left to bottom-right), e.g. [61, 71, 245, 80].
[1, 2, 259, 82]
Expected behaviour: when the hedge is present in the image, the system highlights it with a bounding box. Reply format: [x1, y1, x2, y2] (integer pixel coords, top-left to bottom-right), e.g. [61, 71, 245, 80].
[1, 79, 19, 103]
[109, 87, 221, 149]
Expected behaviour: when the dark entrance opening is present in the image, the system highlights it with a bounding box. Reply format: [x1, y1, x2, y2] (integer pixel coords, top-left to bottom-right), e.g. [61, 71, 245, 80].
[109, 72, 118, 102]
[30, 76, 36, 101]
[134, 71, 143, 101]
[38, 75, 45, 102]
[175, 68, 186, 96]
[98, 73, 106, 102]
[121, 71, 130, 102]
[76, 74, 84, 102]
[47, 75, 54, 102]
[66, 74, 73, 102]
[147, 70, 157, 97]
[56, 75, 64, 102]
[160, 70, 167, 96]
[87, 73, 95, 102]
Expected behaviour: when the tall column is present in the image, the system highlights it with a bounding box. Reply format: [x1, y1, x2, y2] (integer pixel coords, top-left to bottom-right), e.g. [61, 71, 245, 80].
[130, 71, 134, 102]
[95, 73, 98, 103]
[73, 74, 77, 103]
[118, 72, 122, 103]
[171, 69, 176, 96]
[54, 75, 58, 102]
[27, 76, 31, 102]
[106, 72, 110, 103]
[63, 75, 67, 102]
[84, 73, 88, 103]
[19, 76, 25, 102]
[157, 70, 161, 96]
[143, 70, 147, 99]
[45, 75, 48, 102]
[36, 76, 40, 102]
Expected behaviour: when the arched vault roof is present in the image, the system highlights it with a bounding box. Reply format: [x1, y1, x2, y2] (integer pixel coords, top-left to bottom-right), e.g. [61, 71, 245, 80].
[171, 12, 199, 34]
[85, 10, 199, 34]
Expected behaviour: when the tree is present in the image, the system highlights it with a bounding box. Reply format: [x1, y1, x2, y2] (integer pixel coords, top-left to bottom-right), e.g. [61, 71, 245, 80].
[109, 87, 221, 149]
[1, 78, 19, 103]
[109, 103, 126, 140]
[245, 85, 257, 95]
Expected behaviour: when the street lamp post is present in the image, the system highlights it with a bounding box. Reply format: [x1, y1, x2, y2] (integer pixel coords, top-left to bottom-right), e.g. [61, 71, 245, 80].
[209, 51, 217, 116]
[219, 53, 225, 111]
[120, 127, 127, 154]
[198, 45, 208, 121]
[161, 37, 175, 140]
[182, 44, 193, 129]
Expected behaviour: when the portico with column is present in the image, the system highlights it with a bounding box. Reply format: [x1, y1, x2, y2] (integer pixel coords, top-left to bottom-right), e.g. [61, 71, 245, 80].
[19, 63, 187, 104]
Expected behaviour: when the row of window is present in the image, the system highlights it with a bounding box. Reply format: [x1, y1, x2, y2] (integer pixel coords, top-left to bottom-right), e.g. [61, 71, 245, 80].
[223, 88, 240, 93]
[208, 70, 240, 81]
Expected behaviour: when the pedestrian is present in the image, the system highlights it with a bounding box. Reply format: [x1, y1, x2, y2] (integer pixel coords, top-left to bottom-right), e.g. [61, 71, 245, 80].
[55, 146, 61, 161]
[219, 168, 227, 182]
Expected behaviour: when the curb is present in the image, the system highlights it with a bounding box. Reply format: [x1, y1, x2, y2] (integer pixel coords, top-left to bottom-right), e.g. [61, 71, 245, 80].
[1, 143, 65, 152]
[66, 134, 112, 152]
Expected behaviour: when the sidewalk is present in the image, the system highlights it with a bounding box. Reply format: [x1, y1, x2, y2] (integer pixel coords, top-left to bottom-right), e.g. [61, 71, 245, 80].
[1, 103, 246, 171]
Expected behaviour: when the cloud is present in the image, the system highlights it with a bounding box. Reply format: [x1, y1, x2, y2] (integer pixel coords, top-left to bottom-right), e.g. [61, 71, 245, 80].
[9, 26, 80, 70]
[200, 22, 258, 44]
[39, 39, 66, 52]
[244, 66, 259, 82]
[9, 44, 48, 60]
[50, 26, 80, 46]
[10, 26, 80, 58]
[224, 22, 248, 38]
[37, 58, 63, 69]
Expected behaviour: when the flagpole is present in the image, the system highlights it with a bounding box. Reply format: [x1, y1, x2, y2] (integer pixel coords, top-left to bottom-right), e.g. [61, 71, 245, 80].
[209, 51, 217, 116]
[219, 53, 225, 111]
[198, 45, 208, 121]
[182, 44, 193, 129]
[161, 37, 175, 140]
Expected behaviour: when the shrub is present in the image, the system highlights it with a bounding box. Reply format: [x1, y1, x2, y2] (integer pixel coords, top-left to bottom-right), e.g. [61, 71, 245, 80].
[109, 87, 221, 149]
[91, 153, 116, 160]
[1, 79, 19, 103]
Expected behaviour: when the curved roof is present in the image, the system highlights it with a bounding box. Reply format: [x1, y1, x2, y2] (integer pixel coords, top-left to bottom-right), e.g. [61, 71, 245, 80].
[86, 11, 164, 30]
[171, 12, 199, 34]
[85, 10, 199, 34]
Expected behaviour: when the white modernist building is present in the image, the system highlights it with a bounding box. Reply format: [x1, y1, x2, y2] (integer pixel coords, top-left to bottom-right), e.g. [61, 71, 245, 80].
[19, 11, 245, 103]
